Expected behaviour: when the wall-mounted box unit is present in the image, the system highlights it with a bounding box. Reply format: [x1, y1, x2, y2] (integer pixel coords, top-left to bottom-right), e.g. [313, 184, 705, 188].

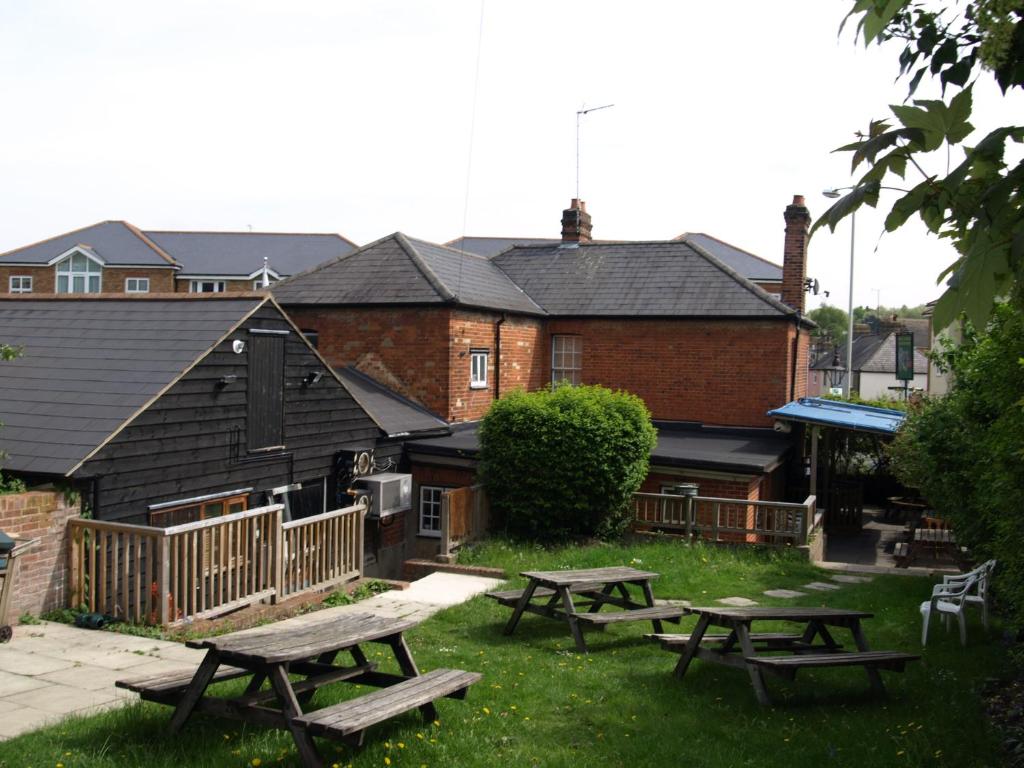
[356, 473, 412, 518]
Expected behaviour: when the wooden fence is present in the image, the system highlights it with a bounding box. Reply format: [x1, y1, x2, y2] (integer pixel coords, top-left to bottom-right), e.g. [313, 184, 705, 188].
[632, 492, 816, 546]
[440, 484, 489, 557]
[68, 500, 366, 627]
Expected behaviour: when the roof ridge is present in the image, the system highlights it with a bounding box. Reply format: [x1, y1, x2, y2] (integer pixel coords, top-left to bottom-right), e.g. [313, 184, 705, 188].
[394, 233, 457, 303]
[681, 238, 800, 319]
[411, 236, 497, 263]
[121, 221, 180, 267]
[271, 231, 392, 291]
[680, 232, 782, 270]
[144, 229, 350, 238]
[0, 220, 117, 260]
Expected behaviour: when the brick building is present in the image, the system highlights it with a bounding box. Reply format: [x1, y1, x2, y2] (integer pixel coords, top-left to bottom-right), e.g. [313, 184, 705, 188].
[274, 197, 815, 549]
[0, 221, 357, 295]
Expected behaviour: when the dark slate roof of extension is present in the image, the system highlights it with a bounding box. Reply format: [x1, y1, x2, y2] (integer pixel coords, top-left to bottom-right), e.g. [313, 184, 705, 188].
[811, 330, 928, 374]
[491, 240, 799, 318]
[273, 233, 544, 315]
[444, 236, 560, 258]
[336, 366, 449, 438]
[0, 296, 264, 476]
[406, 421, 791, 474]
[143, 231, 357, 278]
[0, 221, 176, 267]
[676, 233, 783, 282]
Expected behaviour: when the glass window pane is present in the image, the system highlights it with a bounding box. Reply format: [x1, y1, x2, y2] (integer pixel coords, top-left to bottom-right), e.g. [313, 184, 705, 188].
[57, 275, 68, 293]
[88, 275, 100, 292]
[72, 275, 84, 292]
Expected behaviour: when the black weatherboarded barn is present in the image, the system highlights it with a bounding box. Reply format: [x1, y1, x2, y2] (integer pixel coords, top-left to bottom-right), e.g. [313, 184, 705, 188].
[0, 295, 383, 524]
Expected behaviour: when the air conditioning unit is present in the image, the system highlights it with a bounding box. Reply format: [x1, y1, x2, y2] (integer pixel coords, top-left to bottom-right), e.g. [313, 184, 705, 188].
[356, 473, 412, 519]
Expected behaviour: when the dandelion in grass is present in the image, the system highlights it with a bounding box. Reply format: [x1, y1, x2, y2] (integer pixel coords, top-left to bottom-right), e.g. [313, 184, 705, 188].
[251, 759, 262, 767]
[398, 743, 405, 749]
[384, 758, 391, 766]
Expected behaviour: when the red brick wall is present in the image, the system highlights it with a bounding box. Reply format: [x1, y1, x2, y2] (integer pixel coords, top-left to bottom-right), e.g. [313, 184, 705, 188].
[499, 315, 546, 395]
[449, 311, 499, 422]
[0, 266, 175, 294]
[546, 318, 798, 426]
[0, 490, 81, 621]
[286, 306, 453, 417]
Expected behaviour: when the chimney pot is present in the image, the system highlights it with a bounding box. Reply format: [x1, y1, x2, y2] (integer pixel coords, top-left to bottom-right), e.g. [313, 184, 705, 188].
[561, 198, 593, 243]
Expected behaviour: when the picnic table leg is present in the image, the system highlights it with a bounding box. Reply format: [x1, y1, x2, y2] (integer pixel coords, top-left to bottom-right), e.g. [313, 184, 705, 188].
[674, 614, 710, 679]
[503, 579, 540, 635]
[640, 580, 664, 634]
[168, 649, 221, 734]
[243, 672, 266, 696]
[297, 650, 339, 708]
[587, 583, 617, 613]
[735, 622, 772, 706]
[849, 620, 886, 696]
[558, 587, 588, 653]
[388, 635, 438, 722]
[267, 664, 323, 768]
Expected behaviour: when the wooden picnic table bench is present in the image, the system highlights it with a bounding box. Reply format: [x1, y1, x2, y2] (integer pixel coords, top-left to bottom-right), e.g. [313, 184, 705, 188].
[116, 611, 480, 768]
[486, 566, 685, 653]
[653, 606, 920, 705]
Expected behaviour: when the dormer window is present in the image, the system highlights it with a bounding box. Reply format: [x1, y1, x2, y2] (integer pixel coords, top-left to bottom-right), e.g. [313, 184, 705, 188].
[56, 252, 102, 294]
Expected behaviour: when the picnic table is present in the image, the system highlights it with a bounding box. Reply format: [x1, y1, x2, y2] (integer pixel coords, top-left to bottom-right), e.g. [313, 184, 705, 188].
[650, 606, 919, 705]
[486, 565, 685, 653]
[116, 611, 480, 768]
[894, 525, 964, 567]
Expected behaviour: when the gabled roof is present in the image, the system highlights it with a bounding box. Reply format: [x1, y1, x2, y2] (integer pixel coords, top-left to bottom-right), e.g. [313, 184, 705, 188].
[676, 233, 783, 283]
[143, 230, 357, 278]
[0, 221, 177, 267]
[811, 329, 928, 374]
[445, 236, 560, 258]
[0, 295, 266, 476]
[336, 367, 449, 439]
[272, 232, 544, 315]
[492, 240, 799, 318]
[768, 397, 906, 435]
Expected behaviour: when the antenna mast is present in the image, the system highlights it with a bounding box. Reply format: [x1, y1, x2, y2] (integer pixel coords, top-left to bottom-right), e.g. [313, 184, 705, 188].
[576, 103, 614, 199]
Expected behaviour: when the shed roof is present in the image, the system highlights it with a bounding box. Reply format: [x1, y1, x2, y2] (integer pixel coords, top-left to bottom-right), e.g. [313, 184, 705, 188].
[336, 367, 449, 438]
[767, 397, 906, 435]
[0, 296, 265, 475]
[272, 232, 544, 315]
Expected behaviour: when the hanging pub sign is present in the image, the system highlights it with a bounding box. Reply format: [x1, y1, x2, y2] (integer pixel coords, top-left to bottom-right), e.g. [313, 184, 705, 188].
[895, 332, 915, 381]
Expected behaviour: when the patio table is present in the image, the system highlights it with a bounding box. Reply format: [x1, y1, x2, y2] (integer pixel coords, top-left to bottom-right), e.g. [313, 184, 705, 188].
[488, 565, 685, 653]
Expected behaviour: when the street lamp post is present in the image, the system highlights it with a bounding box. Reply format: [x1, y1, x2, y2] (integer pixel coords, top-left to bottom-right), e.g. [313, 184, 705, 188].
[823, 188, 856, 398]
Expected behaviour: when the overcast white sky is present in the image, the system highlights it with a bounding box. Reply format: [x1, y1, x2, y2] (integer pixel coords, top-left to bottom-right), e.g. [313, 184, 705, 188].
[2, 1, 1021, 311]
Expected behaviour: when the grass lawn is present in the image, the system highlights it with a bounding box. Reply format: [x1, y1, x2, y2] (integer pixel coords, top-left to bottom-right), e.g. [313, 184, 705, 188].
[1, 538, 1009, 768]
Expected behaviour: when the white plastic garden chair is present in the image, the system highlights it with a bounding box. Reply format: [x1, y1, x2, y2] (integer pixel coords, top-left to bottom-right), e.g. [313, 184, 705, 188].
[920, 573, 979, 646]
[939, 559, 997, 629]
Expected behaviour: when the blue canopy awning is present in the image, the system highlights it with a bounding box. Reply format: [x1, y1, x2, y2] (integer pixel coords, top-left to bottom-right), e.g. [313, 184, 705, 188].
[767, 397, 906, 436]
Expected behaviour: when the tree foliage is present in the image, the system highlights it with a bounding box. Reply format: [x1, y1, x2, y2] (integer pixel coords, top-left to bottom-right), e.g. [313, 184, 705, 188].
[807, 305, 849, 346]
[478, 384, 656, 542]
[816, 1, 1024, 328]
[889, 302, 1024, 629]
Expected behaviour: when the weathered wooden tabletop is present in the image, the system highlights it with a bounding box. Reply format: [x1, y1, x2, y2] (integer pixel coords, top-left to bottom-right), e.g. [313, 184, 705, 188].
[519, 566, 661, 587]
[683, 606, 874, 623]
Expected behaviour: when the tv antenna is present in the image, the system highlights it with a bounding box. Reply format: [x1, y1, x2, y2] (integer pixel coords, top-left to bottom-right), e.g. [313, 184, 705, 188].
[576, 103, 614, 199]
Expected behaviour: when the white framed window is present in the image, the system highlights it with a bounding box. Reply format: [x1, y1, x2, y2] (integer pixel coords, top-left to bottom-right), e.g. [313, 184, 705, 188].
[551, 335, 582, 386]
[419, 485, 444, 537]
[125, 277, 150, 293]
[9, 275, 32, 294]
[190, 280, 226, 293]
[56, 252, 102, 293]
[470, 349, 488, 389]
[253, 278, 277, 289]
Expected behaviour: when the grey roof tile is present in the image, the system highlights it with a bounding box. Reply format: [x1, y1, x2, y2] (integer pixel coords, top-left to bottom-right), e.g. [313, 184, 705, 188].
[677, 233, 783, 282]
[444, 236, 560, 258]
[0, 297, 263, 476]
[0, 221, 175, 267]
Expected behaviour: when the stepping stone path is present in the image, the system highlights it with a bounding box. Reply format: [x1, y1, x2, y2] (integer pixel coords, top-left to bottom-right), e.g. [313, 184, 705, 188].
[802, 581, 842, 591]
[763, 589, 807, 599]
[830, 574, 873, 584]
[718, 596, 759, 607]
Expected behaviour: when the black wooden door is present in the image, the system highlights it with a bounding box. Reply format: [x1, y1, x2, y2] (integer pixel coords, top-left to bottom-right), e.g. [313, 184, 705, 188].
[248, 333, 285, 450]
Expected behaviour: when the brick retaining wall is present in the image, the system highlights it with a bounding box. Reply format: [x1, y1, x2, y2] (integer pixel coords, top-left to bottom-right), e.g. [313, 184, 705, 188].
[0, 490, 80, 621]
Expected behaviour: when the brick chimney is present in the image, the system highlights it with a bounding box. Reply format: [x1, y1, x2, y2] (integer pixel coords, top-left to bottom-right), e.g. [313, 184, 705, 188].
[781, 194, 810, 312]
[561, 198, 592, 243]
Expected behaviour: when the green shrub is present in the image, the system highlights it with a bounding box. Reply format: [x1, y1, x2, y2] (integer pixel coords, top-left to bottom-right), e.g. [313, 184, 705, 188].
[479, 384, 656, 541]
[889, 303, 1024, 630]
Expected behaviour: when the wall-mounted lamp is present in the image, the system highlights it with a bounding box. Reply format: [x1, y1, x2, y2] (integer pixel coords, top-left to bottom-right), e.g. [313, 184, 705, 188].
[232, 340, 246, 354]
[218, 374, 237, 388]
[303, 371, 323, 387]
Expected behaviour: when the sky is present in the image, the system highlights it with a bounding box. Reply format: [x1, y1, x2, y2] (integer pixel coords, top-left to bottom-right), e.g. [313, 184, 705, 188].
[2, 1, 1021, 311]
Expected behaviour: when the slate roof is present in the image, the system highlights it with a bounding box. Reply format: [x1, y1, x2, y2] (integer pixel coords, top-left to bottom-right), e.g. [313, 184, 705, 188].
[810, 330, 928, 374]
[0, 221, 176, 267]
[143, 230, 356, 278]
[272, 233, 544, 315]
[444, 236, 560, 258]
[768, 397, 906, 435]
[406, 421, 791, 474]
[491, 240, 799, 318]
[676, 233, 783, 283]
[336, 366, 449, 438]
[0, 296, 264, 476]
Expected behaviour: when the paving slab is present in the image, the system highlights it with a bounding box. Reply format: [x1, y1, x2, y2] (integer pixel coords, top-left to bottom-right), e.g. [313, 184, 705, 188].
[717, 596, 759, 607]
[830, 574, 873, 584]
[0, 647, 77, 676]
[6, 682, 121, 715]
[763, 589, 807, 599]
[803, 581, 842, 591]
[0, 701, 60, 740]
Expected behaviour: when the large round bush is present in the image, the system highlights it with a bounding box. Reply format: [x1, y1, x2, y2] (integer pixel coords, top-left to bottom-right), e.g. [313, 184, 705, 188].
[478, 384, 656, 541]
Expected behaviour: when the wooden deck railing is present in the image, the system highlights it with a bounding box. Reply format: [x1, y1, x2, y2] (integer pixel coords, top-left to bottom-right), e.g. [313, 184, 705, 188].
[69, 500, 366, 627]
[440, 484, 489, 557]
[631, 493, 816, 546]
